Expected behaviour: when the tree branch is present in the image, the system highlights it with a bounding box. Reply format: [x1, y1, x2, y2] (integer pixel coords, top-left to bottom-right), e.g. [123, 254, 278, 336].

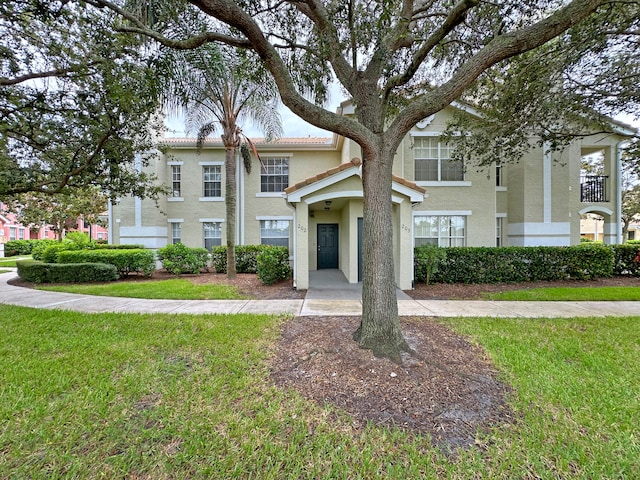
[387, 0, 611, 141]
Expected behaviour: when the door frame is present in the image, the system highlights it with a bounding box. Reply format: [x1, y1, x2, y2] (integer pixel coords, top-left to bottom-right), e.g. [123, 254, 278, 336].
[317, 223, 339, 269]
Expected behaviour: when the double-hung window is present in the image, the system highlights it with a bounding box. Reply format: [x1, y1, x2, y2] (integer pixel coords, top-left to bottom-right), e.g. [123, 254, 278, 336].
[260, 158, 289, 192]
[203, 222, 222, 250]
[260, 220, 290, 247]
[414, 137, 463, 181]
[171, 222, 181, 244]
[414, 215, 466, 247]
[203, 165, 222, 197]
[171, 165, 181, 197]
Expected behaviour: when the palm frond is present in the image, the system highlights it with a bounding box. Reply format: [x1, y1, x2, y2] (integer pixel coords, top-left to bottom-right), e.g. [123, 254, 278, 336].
[240, 142, 252, 174]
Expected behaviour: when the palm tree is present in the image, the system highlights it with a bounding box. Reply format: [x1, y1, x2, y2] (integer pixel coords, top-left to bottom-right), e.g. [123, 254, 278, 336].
[160, 45, 282, 277]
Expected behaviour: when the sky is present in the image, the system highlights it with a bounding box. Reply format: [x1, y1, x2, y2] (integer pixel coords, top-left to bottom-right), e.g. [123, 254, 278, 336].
[164, 83, 345, 139]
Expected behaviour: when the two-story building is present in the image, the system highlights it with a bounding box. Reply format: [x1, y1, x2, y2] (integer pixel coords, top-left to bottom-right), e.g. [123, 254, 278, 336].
[109, 106, 634, 290]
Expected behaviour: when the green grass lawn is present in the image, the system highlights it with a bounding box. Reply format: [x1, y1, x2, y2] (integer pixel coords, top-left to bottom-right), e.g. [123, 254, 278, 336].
[483, 286, 640, 301]
[1, 305, 638, 478]
[37, 278, 246, 300]
[0, 255, 30, 268]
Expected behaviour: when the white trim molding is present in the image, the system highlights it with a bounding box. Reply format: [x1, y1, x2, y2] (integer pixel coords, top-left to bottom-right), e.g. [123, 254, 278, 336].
[199, 218, 225, 223]
[256, 215, 294, 221]
[198, 161, 224, 166]
[413, 210, 472, 216]
[167, 218, 184, 223]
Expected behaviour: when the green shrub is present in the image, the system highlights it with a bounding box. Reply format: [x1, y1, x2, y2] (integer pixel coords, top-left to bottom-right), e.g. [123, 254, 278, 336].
[422, 245, 614, 284]
[57, 249, 155, 277]
[211, 245, 270, 274]
[257, 246, 291, 285]
[30, 239, 60, 260]
[612, 244, 640, 276]
[64, 231, 92, 248]
[94, 243, 145, 250]
[16, 260, 118, 283]
[157, 243, 209, 274]
[414, 245, 446, 284]
[6, 239, 56, 257]
[41, 242, 81, 263]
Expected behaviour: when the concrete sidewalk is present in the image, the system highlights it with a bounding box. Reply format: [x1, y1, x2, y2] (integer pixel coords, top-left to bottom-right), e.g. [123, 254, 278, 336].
[1, 271, 638, 318]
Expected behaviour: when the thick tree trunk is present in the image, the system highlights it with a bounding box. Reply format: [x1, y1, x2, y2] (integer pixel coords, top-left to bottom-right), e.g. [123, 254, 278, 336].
[225, 146, 237, 278]
[353, 146, 411, 362]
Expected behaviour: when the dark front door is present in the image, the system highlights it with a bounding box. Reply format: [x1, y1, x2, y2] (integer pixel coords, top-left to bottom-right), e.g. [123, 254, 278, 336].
[317, 224, 339, 269]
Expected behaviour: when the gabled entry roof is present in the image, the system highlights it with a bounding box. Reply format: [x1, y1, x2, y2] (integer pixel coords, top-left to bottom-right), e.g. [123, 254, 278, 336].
[285, 157, 425, 203]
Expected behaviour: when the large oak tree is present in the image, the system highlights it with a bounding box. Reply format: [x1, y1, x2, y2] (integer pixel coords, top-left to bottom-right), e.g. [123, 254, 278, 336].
[86, 0, 639, 360]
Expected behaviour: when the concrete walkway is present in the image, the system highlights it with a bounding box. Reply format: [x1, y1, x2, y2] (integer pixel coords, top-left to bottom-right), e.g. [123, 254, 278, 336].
[1, 270, 638, 318]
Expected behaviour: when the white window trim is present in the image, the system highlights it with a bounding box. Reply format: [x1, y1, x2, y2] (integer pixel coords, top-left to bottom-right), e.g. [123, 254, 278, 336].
[199, 218, 225, 223]
[167, 161, 184, 166]
[168, 197, 184, 202]
[260, 156, 290, 194]
[256, 192, 287, 198]
[417, 181, 472, 187]
[256, 216, 293, 221]
[167, 218, 184, 223]
[496, 186, 507, 192]
[199, 161, 224, 166]
[412, 136, 465, 183]
[198, 197, 224, 202]
[414, 210, 472, 217]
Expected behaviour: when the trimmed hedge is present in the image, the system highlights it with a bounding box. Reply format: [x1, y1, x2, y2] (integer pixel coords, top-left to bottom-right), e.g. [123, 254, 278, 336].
[57, 249, 155, 277]
[6, 239, 57, 257]
[612, 244, 640, 276]
[16, 260, 118, 283]
[95, 244, 146, 250]
[257, 246, 291, 285]
[211, 245, 272, 274]
[418, 245, 615, 284]
[157, 243, 209, 274]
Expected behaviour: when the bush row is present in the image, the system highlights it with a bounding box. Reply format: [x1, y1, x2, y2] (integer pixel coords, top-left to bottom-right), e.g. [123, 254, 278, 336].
[57, 249, 155, 277]
[4, 239, 57, 257]
[162, 244, 291, 284]
[157, 243, 209, 274]
[415, 244, 640, 284]
[16, 260, 118, 283]
[211, 245, 274, 274]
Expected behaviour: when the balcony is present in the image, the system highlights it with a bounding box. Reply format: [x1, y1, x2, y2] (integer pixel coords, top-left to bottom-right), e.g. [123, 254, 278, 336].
[580, 175, 609, 203]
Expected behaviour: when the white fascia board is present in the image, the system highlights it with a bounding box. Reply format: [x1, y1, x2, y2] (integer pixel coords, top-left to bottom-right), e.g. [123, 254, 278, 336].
[391, 181, 424, 202]
[286, 167, 360, 202]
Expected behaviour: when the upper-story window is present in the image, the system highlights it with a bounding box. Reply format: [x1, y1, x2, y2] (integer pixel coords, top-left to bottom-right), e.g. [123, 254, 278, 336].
[203, 165, 222, 197]
[261, 158, 289, 192]
[171, 165, 181, 197]
[414, 137, 463, 182]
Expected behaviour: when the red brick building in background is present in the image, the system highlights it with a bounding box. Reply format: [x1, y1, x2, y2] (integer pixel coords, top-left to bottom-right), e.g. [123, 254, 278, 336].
[0, 201, 108, 253]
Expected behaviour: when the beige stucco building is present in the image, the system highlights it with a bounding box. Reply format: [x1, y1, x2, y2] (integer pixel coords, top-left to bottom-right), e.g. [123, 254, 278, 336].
[109, 106, 634, 290]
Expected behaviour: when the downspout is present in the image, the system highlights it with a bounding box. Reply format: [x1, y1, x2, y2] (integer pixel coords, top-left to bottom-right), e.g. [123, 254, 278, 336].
[107, 201, 113, 245]
[285, 199, 297, 290]
[615, 141, 628, 244]
[237, 150, 244, 245]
